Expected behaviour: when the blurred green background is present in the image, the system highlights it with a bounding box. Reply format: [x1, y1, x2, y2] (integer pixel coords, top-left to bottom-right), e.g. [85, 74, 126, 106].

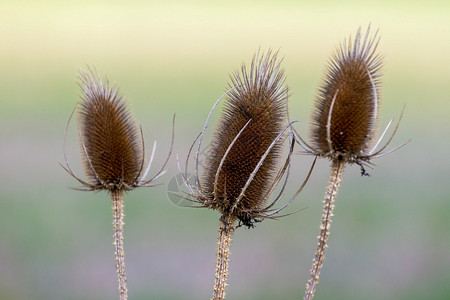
[1, 1, 449, 299]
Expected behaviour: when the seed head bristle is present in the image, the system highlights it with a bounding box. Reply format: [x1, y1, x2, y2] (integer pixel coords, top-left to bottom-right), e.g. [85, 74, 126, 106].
[311, 27, 382, 162]
[77, 68, 143, 191]
[201, 50, 288, 226]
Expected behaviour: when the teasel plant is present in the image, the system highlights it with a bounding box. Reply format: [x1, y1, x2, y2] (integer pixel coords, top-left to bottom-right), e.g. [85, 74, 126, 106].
[61, 67, 173, 300]
[178, 50, 315, 300]
[294, 27, 409, 300]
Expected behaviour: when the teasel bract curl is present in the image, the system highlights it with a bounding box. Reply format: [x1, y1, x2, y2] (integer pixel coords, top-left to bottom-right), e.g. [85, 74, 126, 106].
[62, 67, 173, 300]
[294, 27, 409, 300]
[179, 50, 314, 300]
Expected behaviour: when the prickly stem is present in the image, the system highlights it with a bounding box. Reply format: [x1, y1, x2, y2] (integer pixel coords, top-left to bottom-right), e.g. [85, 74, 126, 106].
[111, 189, 128, 300]
[212, 215, 236, 300]
[304, 160, 344, 300]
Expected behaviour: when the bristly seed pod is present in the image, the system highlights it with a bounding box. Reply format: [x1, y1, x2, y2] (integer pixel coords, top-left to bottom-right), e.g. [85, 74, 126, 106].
[62, 67, 172, 191]
[200, 50, 289, 227]
[180, 50, 315, 300]
[62, 67, 173, 300]
[311, 27, 382, 163]
[181, 50, 316, 229]
[180, 50, 300, 230]
[298, 27, 408, 300]
[296, 26, 407, 175]
[77, 69, 143, 191]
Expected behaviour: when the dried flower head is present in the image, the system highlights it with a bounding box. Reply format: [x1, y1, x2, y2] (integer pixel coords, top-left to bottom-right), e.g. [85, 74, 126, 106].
[61, 67, 173, 300]
[78, 70, 143, 190]
[296, 26, 407, 175]
[62, 67, 172, 191]
[180, 50, 314, 300]
[202, 50, 289, 225]
[179, 50, 310, 229]
[311, 27, 382, 161]
[298, 26, 409, 300]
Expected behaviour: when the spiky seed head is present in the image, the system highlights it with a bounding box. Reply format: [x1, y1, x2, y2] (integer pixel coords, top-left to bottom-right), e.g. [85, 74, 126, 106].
[201, 50, 288, 226]
[310, 27, 382, 162]
[77, 68, 143, 191]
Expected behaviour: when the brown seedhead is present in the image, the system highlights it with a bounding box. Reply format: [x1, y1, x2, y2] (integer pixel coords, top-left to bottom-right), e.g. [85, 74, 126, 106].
[180, 50, 314, 300]
[61, 67, 173, 300]
[77, 69, 143, 190]
[312, 27, 381, 159]
[298, 26, 409, 300]
[62, 67, 172, 192]
[180, 50, 306, 228]
[201, 50, 289, 226]
[296, 26, 408, 176]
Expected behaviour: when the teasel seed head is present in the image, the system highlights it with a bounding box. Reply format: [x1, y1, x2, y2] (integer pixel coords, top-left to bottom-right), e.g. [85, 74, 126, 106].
[181, 50, 301, 228]
[310, 26, 382, 163]
[300, 27, 409, 300]
[61, 67, 175, 300]
[293, 26, 408, 177]
[77, 69, 143, 191]
[62, 67, 173, 192]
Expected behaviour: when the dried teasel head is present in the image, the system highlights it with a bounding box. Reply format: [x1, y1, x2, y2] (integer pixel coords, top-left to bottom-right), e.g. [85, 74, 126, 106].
[298, 27, 409, 300]
[78, 69, 142, 190]
[62, 67, 172, 191]
[180, 50, 307, 228]
[295, 26, 407, 174]
[312, 27, 382, 162]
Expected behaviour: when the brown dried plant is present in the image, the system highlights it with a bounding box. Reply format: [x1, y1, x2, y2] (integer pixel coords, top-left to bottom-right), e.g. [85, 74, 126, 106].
[61, 67, 173, 300]
[294, 27, 409, 300]
[179, 50, 315, 300]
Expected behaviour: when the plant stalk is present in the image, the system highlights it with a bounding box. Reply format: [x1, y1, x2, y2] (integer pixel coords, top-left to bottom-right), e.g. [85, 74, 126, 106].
[304, 160, 344, 300]
[111, 189, 128, 300]
[212, 215, 236, 300]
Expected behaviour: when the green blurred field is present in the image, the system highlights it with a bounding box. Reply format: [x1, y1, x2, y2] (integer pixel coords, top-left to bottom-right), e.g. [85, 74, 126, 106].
[1, 1, 449, 299]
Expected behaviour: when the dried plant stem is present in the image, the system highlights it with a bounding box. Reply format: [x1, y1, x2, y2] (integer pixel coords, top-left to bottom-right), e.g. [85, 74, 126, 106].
[111, 189, 128, 300]
[212, 215, 237, 300]
[304, 160, 345, 300]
